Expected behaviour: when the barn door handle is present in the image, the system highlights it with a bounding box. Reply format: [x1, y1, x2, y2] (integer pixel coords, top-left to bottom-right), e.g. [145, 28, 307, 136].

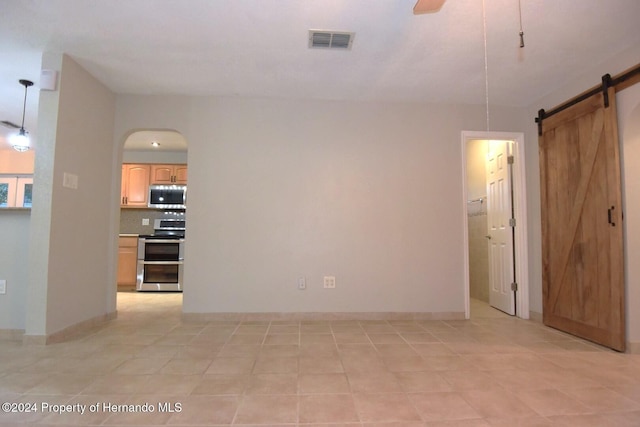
[608, 206, 616, 227]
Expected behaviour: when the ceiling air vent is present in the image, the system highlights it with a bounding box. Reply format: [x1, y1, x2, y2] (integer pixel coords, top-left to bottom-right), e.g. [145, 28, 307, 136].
[309, 30, 354, 50]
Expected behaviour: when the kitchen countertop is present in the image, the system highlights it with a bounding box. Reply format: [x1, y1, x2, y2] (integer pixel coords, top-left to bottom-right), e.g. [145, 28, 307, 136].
[0, 207, 31, 211]
[119, 233, 139, 237]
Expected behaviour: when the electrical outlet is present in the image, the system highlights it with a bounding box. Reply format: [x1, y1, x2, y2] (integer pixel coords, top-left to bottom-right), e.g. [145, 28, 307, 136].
[0, 279, 6, 295]
[297, 277, 306, 290]
[142, 218, 150, 226]
[323, 276, 336, 289]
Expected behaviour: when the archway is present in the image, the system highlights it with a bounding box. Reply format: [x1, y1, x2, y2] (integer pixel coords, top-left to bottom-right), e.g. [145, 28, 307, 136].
[116, 129, 188, 308]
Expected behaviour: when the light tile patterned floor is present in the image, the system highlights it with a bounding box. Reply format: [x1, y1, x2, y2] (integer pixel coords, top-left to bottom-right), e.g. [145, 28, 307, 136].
[1, 293, 640, 426]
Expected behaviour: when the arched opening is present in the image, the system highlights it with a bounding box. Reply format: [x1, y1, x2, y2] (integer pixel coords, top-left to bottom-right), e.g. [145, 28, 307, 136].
[116, 129, 188, 311]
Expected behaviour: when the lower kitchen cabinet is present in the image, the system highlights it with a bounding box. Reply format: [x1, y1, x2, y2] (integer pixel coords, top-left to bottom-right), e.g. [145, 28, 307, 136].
[117, 236, 138, 290]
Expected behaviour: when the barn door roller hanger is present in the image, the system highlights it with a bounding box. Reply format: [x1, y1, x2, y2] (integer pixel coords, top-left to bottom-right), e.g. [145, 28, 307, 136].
[535, 64, 640, 136]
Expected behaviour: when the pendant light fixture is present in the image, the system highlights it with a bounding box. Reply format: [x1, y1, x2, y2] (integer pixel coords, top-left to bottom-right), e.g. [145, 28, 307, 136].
[10, 79, 34, 152]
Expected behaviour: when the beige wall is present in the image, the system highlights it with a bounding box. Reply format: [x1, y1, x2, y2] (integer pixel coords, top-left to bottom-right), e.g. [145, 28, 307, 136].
[113, 95, 527, 316]
[25, 53, 116, 337]
[618, 83, 640, 345]
[187, 98, 467, 314]
[122, 150, 187, 164]
[466, 140, 487, 201]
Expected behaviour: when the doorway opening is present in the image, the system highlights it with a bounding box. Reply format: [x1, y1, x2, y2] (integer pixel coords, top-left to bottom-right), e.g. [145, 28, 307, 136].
[461, 131, 529, 320]
[116, 129, 188, 310]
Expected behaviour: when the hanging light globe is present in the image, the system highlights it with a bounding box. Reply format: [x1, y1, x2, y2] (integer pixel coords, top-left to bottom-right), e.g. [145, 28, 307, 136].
[10, 128, 30, 152]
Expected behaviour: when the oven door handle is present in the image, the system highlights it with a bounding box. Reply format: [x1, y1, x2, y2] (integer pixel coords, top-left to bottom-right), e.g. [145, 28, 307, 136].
[138, 261, 184, 265]
[139, 239, 185, 244]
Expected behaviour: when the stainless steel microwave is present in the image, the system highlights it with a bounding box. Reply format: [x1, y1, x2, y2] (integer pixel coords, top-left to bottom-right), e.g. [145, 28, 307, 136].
[148, 185, 187, 209]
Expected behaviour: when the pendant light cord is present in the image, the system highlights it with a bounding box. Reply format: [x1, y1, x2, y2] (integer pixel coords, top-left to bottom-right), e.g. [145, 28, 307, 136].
[482, 0, 490, 132]
[20, 84, 28, 131]
[17, 79, 33, 133]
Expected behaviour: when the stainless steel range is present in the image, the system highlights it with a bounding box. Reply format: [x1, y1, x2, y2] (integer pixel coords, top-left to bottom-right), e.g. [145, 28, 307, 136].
[137, 219, 185, 292]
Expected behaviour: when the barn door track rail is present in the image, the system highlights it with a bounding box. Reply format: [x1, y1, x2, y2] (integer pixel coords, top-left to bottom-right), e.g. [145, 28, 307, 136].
[535, 63, 640, 136]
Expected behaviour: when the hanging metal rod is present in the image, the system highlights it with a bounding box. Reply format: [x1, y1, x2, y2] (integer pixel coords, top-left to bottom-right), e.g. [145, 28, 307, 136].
[535, 63, 640, 135]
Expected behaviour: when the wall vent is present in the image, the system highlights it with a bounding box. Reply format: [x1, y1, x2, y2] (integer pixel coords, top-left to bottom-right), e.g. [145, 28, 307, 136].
[309, 30, 354, 50]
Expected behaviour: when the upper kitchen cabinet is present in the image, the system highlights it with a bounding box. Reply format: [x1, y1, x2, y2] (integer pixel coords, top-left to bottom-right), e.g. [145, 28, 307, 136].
[121, 131, 187, 207]
[121, 164, 150, 207]
[150, 164, 187, 185]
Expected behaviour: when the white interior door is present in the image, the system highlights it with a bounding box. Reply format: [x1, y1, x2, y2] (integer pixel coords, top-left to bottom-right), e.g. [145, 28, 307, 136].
[486, 140, 515, 315]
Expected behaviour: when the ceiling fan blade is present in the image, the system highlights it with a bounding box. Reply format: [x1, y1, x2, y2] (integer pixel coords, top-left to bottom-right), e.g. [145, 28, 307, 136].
[1, 120, 20, 129]
[413, 0, 446, 14]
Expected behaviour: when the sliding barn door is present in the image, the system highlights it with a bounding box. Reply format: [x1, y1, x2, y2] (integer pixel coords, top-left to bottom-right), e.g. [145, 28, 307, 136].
[539, 87, 625, 351]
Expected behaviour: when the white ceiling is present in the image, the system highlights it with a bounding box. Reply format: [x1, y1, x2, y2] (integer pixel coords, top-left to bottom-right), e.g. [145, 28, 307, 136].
[1, 0, 639, 151]
[123, 130, 188, 152]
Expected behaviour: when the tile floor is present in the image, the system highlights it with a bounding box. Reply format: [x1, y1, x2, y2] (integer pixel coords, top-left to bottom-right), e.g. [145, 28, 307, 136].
[1, 293, 640, 426]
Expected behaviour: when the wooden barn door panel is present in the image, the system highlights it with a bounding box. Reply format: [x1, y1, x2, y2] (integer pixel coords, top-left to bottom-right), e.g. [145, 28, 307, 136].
[539, 88, 624, 351]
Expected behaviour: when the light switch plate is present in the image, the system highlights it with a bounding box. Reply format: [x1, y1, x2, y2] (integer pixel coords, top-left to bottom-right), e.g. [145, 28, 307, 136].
[0, 280, 6, 295]
[62, 172, 79, 189]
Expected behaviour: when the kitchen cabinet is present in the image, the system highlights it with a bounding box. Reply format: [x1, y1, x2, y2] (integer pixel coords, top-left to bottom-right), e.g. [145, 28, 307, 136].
[150, 164, 187, 185]
[0, 175, 33, 208]
[121, 164, 150, 207]
[117, 235, 138, 289]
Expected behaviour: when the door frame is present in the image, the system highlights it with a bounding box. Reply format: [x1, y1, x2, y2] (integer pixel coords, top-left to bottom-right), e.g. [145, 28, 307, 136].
[461, 131, 529, 319]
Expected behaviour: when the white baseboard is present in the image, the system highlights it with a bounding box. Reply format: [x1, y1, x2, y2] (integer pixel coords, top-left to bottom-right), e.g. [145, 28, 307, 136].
[529, 311, 543, 323]
[22, 311, 117, 345]
[626, 342, 640, 354]
[182, 311, 466, 322]
[0, 329, 25, 341]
